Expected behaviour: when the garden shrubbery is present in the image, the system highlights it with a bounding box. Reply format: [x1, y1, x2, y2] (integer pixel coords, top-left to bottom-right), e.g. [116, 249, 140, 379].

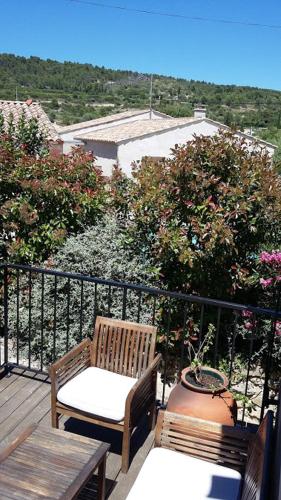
[127, 132, 281, 302]
[8, 215, 159, 363]
[3, 127, 281, 380]
[0, 114, 107, 263]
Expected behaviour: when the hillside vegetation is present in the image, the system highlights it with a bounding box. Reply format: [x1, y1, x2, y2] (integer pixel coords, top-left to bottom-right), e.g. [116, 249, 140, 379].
[1, 53, 281, 131]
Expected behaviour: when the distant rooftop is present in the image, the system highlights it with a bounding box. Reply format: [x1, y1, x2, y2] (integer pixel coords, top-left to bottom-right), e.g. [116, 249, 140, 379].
[0, 100, 59, 141]
[58, 108, 172, 134]
[75, 117, 198, 144]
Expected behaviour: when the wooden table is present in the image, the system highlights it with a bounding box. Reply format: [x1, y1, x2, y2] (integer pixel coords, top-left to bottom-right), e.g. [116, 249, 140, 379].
[0, 424, 110, 499]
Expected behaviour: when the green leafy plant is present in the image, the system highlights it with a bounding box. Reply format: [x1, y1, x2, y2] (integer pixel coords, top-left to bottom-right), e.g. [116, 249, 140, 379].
[127, 131, 281, 302]
[184, 323, 219, 389]
[0, 134, 107, 263]
[187, 323, 215, 371]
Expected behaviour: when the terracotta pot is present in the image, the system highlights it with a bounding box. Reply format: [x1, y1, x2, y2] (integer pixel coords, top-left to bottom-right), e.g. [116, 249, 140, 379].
[167, 366, 237, 426]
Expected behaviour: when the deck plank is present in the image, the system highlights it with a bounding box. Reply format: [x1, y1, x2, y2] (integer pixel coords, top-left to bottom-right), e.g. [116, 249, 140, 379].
[0, 371, 23, 391]
[0, 370, 151, 499]
[0, 392, 51, 451]
[0, 379, 50, 448]
[0, 375, 33, 407]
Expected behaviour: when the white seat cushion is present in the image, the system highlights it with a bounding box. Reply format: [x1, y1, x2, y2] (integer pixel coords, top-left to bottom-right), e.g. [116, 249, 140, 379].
[57, 367, 137, 422]
[126, 447, 242, 500]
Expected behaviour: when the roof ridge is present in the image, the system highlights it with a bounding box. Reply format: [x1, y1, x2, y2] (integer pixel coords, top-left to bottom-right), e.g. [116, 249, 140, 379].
[58, 108, 172, 133]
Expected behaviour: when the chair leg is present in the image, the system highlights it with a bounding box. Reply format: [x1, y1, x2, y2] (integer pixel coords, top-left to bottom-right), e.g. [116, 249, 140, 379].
[51, 408, 59, 429]
[121, 426, 131, 473]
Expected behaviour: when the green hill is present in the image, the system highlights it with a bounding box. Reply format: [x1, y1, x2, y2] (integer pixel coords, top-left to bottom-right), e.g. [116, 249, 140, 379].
[0, 53, 281, 140]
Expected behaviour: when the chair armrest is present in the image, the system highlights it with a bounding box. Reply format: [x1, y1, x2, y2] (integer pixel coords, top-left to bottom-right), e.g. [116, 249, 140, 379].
[49, 338, 92, 396]
[155, 410, 253, 474]
[125, 353, 162, 425]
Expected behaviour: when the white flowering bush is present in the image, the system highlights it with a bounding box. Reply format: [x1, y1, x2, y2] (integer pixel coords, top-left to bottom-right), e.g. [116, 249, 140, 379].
[8, 216, 159, 365]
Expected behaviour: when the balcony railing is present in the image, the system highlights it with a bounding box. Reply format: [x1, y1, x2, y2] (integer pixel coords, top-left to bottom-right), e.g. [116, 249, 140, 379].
[1, 263, 280, 424]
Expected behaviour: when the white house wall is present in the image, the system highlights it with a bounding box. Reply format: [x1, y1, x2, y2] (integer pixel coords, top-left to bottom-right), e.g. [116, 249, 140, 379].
[117, 121, 220, 176]
[83, 140, 118, 176]
[63, 139, 83, 154]
[117, 121, 275, 176]
[60, 110, 165, 153]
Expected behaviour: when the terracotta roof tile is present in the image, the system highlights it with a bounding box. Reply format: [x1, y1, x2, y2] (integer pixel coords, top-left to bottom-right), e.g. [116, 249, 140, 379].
[58, 108, 172, 134]
[0, 100, 60, 141]
[75, 117, 198, 144]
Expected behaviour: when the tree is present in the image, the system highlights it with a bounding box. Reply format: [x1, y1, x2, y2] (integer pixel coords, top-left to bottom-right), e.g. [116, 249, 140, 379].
[0, 134, 107, 263]
[128, 132, 281, 301]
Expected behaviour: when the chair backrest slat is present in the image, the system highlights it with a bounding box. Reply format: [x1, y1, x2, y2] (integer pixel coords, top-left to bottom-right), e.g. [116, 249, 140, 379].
[92, 316, 157, 378]
[137, 332, 146, 376]
[155, 410, 253, 474]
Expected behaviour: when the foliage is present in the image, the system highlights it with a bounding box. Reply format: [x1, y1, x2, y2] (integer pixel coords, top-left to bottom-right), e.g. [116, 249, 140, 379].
[7, 215, 159, 363]
[108, 165, 134, 217]
[127, 131, 281, 301]
[0, 111, 48, 156]
[234, 250, 281, 402]
[0, 136, 107, 263]
[256, 127, 281, 171]
[1, 53, 281, 131]
[186, 323, 215, 371]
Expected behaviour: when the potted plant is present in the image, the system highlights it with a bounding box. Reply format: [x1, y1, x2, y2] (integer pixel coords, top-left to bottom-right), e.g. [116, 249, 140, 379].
[167, 324, 237, 425]
[181, 324, 228, 392]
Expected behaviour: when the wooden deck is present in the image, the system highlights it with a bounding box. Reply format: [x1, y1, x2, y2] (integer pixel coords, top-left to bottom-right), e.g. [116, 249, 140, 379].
[0, 367, 154, 500]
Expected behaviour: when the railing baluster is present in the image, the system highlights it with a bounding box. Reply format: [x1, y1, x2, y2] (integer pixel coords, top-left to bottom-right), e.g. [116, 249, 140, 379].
[3, 266, 9, 368]
[107, 285, 111, 316]
[16, 269, 20, 366]
[122, 287, 127, 320]
[180, 302, 188, 372]
[40, 273, 45, 371]
[53, 275, 57, 362]
[66, 277, 70, 352]
[79, 280, 84, 342]
[214, 307, 221, 367]
[199, 304, 205, 343]
[152, 295, 157, 325]
[162, 300, 172, 405]
[94, 283, 98, 326]
[228, 311, 238, 387]
[241, 330, 254, 424]
[28, 270, 32, 369]
[137, 292, 142, 323]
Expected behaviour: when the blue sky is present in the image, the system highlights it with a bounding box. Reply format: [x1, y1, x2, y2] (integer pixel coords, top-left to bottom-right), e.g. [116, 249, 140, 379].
[1, 0, 281, 90]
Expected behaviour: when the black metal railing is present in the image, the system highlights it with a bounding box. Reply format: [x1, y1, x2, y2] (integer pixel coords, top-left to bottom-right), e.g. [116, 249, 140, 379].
[1, 262, 280, 424]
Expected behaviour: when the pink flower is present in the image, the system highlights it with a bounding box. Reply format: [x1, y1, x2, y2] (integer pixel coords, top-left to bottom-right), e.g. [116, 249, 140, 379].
[259, 251, 281, 266]
[275, 321, 281, 336]
[242, 309, 253, 318]
[244, 322, 254, 331]
[259, 251, 272, 264]
[260, 277, 273, 288]
[244, 319, 257, 331]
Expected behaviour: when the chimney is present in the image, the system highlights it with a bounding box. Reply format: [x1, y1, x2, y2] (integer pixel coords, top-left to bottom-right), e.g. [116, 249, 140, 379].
[193, 106, 207, 119]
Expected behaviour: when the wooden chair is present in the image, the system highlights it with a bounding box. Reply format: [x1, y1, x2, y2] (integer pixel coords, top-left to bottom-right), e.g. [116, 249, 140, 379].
[127, 410, 273, 499]
[49, 316, 161, 473]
